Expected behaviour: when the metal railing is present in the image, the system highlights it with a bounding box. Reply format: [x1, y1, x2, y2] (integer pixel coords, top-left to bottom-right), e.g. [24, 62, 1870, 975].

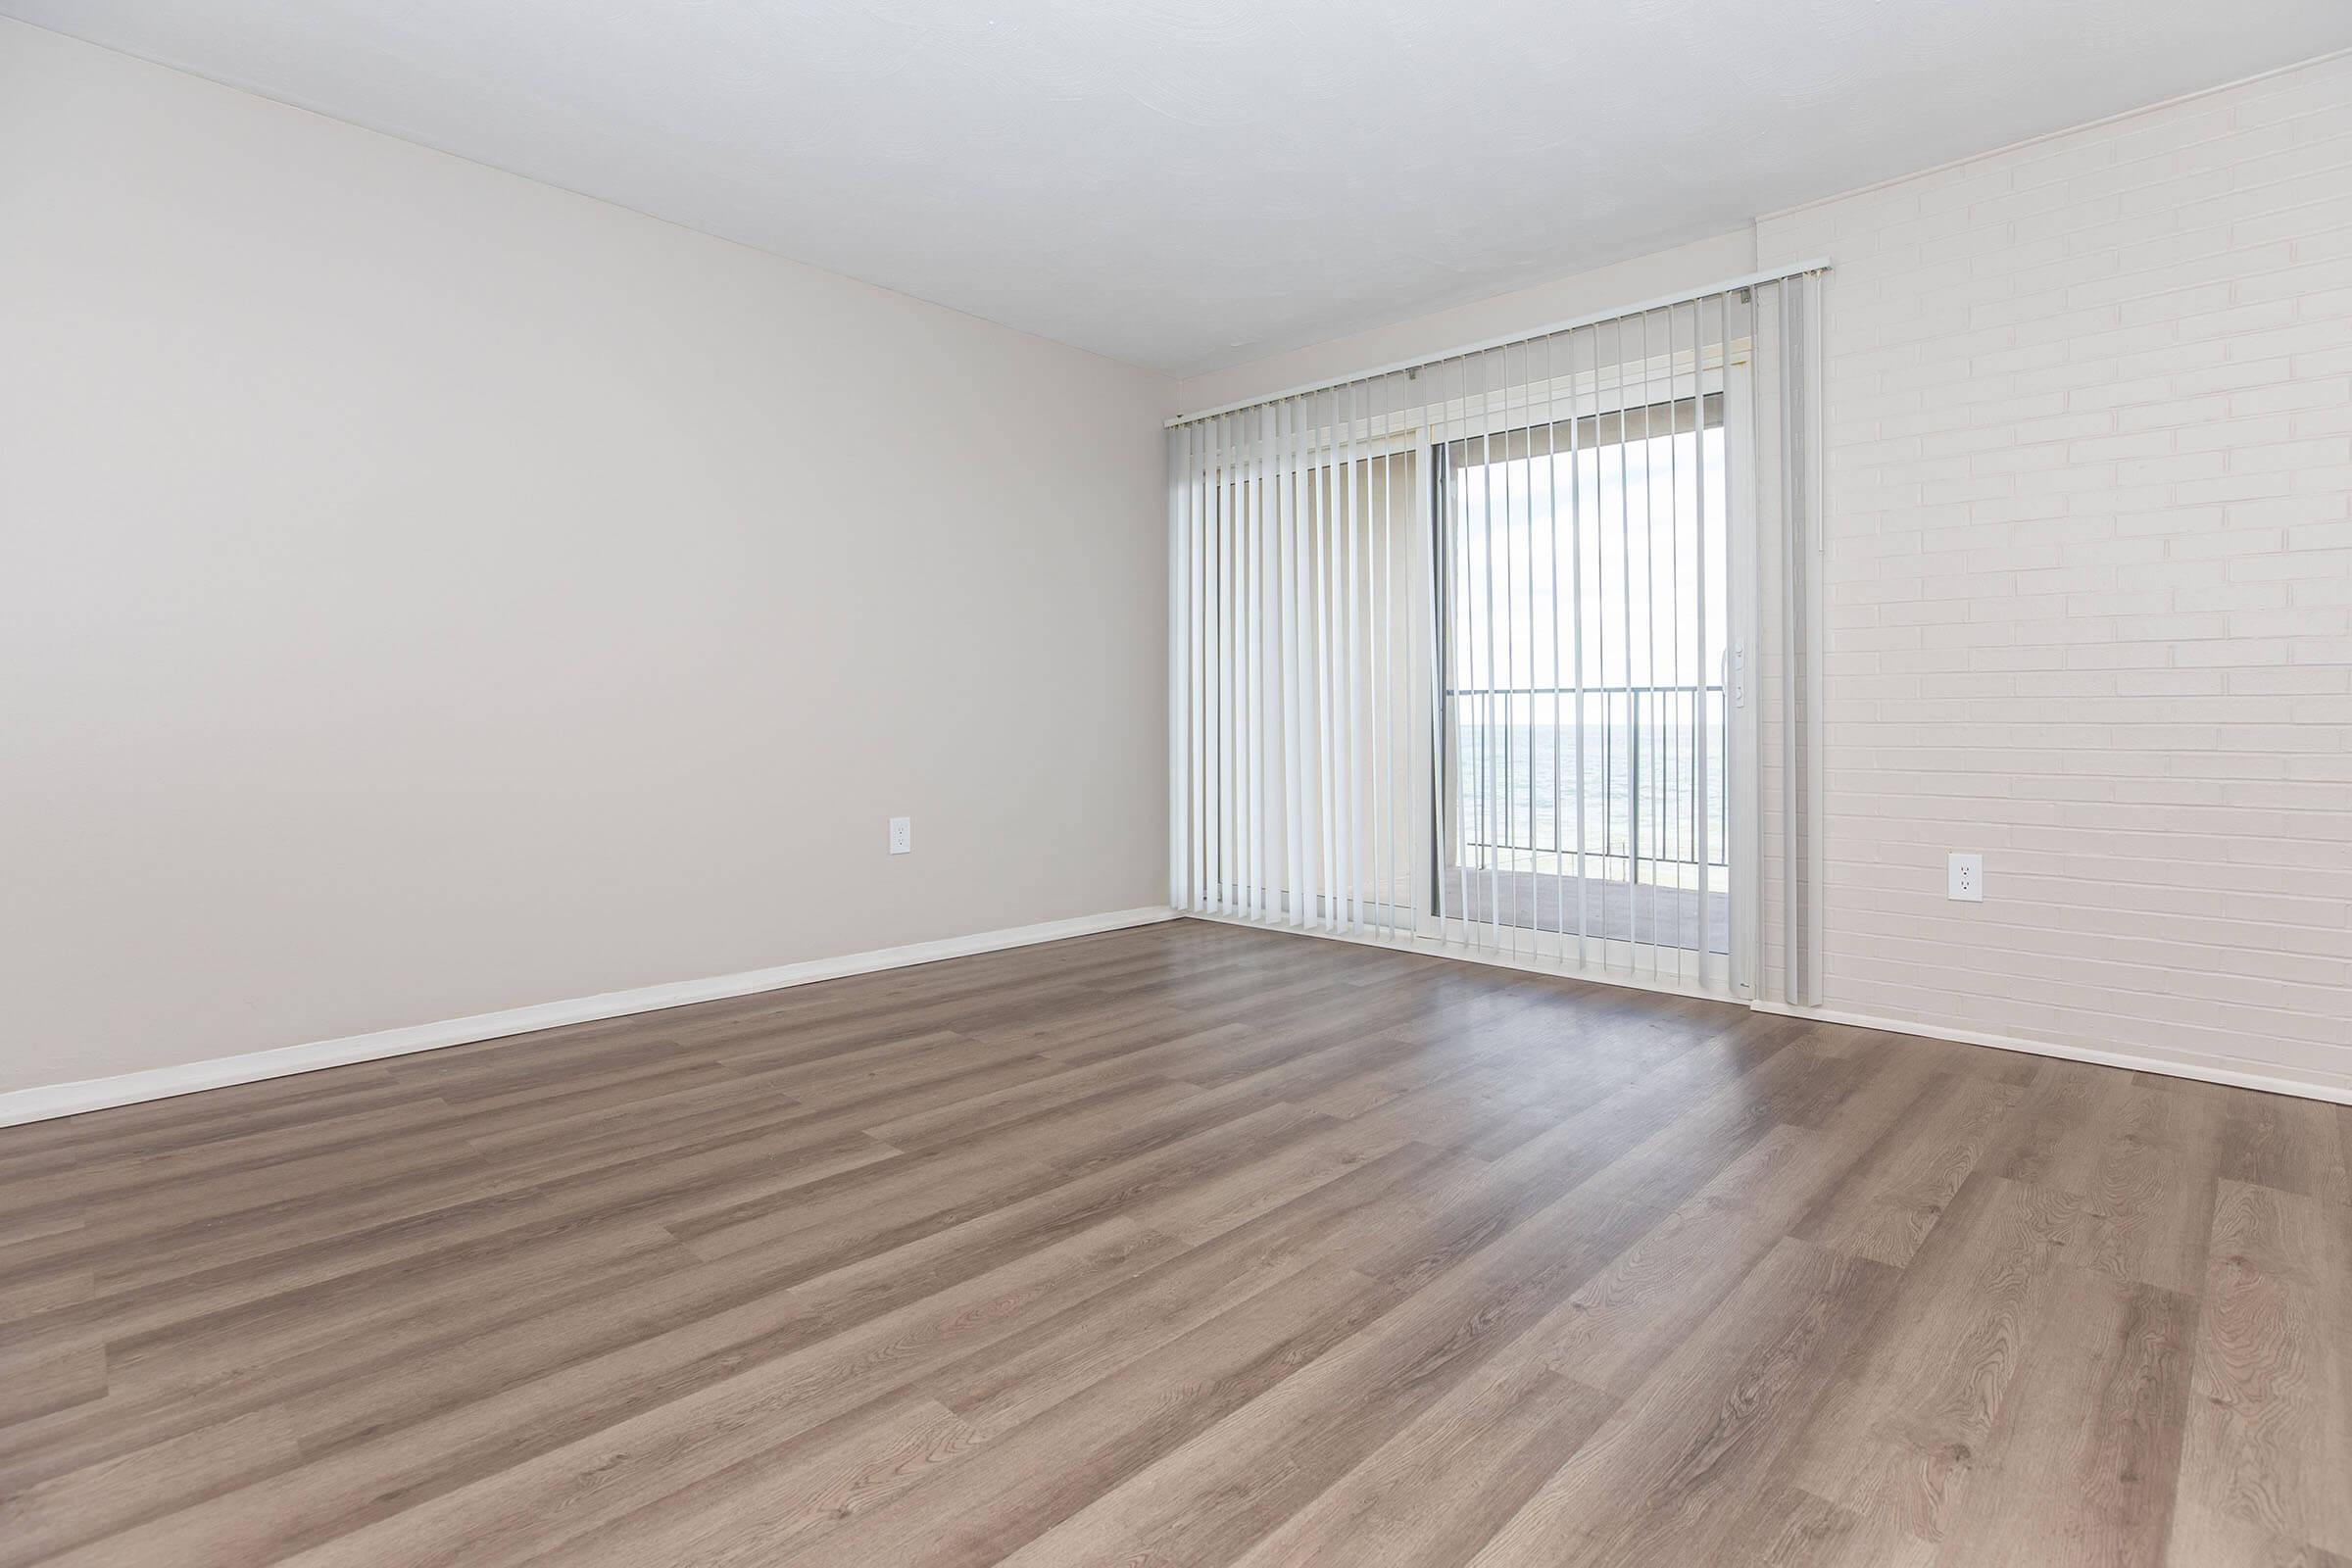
[1447, 679, 1728, 872]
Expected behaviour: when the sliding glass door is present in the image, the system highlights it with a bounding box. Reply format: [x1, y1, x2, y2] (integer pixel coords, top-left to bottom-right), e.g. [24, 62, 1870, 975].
[1435, 391, 1733, 980]
[1169, 268, 1821, 1004]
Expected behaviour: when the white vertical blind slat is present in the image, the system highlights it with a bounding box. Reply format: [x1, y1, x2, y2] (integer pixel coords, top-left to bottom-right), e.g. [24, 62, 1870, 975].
[1343, 379, 1364, 931]
[1501, 339, 1525, 960]
[1778, 280, 1799, 1004]
[1697, 297, 1716, 983]
[1338, 385, 1351, 931]
[1664, 304, 1684, 987]
[1243, 407, 1261, 921]
[1244, 406, 1262, 918]
[1439, 353, 1461, 950]
[1223, 411, 1242, 911]
[1569, 323, 1590, 968]
[1306, 390, 1324, 928]
[1373, 373, 1392, 940]
[1371, 369, 1392, 938]
[1284, 394, 1304, 926]
[1608, 313, 1627, 963]
[1538, 327, 1563, 955]
[1169, 423, 1189, 910]
[1224, 412, 1242, 917]
[1188, 420, 1205, 911]
[1223, 410, 1235, 915]
[1477, 344, 1501, 956]
[1647, 311, 1665, 976]
[1289, 399, 1307, 926]
[1315, 387, 1338, 930]
[1331, 382, 1352, 931]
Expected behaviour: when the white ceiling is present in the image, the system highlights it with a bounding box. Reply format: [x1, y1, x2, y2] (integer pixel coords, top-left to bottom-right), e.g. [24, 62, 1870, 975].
[11, 2, 2350, 376]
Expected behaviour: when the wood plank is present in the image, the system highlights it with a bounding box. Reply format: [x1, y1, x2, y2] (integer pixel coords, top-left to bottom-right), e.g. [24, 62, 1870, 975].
[1792, 1072, 2024, 1268]
[2, 918, 2345, 1568]
[2052, 1080, 2227, 1297]
[1930, 1264, 2197, 1568]
[780, 1260, 1401, 1568]
[991, 1113, 1729, 1567]
[2212, 1089, 2352, 1208]
[922, 1144, 1467, 1443]
[0, 1341, 104, 1428]
[1463, 1236, 1897, 1567]
[0, 1405, 300, 1568]
[2176, 1180, 2352, 1561]
[509, 1395, 983, 1568]
[1226, 1362, 1617, 1568]
[1785, 1174, 2071, 1555]
[45, 1219, 1178, 1566]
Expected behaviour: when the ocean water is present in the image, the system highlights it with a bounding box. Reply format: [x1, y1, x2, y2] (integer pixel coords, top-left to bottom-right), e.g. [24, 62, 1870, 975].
[1451, 719, 1726, 877]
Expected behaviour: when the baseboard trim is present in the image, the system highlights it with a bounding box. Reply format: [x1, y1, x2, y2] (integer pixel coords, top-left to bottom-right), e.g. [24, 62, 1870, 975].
[1751, 1000, 2352, 1107]
[17, 906, 2338, 1127]
[0, 906, 1179, 1129]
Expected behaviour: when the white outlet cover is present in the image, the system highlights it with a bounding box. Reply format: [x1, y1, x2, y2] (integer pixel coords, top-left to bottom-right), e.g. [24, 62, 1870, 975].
[889, 816, 911, 856]
[1947, 853, 1984, 903]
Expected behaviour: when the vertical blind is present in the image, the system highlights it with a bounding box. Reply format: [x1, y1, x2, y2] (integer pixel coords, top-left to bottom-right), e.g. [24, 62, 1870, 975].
[1168, 267, 1825, 1003]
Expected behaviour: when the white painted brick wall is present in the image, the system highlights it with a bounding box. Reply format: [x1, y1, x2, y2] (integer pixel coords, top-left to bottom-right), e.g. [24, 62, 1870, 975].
[1758, 56, 2352, 1094]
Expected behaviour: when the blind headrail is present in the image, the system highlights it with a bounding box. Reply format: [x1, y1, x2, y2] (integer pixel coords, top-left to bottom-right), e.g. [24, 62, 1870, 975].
[1166, 258, 1831, 429]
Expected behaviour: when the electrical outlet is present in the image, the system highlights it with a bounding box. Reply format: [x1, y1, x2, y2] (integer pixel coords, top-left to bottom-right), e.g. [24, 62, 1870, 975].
[889, 816, 912, 856]
[1947, 853, 1983, 903]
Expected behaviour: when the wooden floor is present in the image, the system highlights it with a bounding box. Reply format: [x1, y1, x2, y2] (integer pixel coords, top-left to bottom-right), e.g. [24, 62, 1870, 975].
[4, 921, 2349, 1567]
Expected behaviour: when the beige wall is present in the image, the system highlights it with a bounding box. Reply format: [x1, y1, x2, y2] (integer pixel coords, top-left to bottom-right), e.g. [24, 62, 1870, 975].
[0, 23, 1173, 1096]
[1172, 59, 2351, 1097]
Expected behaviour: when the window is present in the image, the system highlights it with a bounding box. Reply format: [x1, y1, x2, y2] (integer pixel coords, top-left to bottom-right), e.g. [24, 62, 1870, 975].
[1168, 268, 1823, 1003]
[1436, 394, 1729, 960]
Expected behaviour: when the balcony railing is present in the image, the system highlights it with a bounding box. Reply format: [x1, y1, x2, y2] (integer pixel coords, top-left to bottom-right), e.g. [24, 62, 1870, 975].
[1446, 678, 1727, 876]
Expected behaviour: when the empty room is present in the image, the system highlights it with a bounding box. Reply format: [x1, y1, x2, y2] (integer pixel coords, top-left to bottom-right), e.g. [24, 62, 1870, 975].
[4, 2, 2350, 1564]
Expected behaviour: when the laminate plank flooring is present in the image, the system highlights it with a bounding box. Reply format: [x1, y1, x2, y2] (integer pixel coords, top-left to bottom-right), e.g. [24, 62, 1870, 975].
[4, 918, 2348, 1566]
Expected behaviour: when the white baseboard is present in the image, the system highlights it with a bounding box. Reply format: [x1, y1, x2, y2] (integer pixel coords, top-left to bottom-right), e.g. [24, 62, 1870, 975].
[18, 905, 2338, 1128]
[0, 906, 1178, 1129]
[1751, 1000, 2352, 1107]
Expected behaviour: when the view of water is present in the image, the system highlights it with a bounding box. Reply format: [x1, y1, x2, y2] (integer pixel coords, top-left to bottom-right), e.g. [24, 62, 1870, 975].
[1452, 717, 1726, 888]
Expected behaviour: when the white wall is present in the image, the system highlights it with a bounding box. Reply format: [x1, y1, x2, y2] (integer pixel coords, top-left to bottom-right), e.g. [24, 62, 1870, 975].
[1174, 56, 2352, 1098]
[1754, 56, 2351, 1097]
[0, 22, 1173, 1097]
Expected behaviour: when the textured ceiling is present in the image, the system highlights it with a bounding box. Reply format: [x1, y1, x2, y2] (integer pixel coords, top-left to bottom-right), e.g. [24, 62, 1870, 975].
[10, 1, 2350, 374]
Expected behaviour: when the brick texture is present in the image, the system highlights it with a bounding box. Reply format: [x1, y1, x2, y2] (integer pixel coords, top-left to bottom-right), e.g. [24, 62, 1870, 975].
[1756, 56, 2352, 1093]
